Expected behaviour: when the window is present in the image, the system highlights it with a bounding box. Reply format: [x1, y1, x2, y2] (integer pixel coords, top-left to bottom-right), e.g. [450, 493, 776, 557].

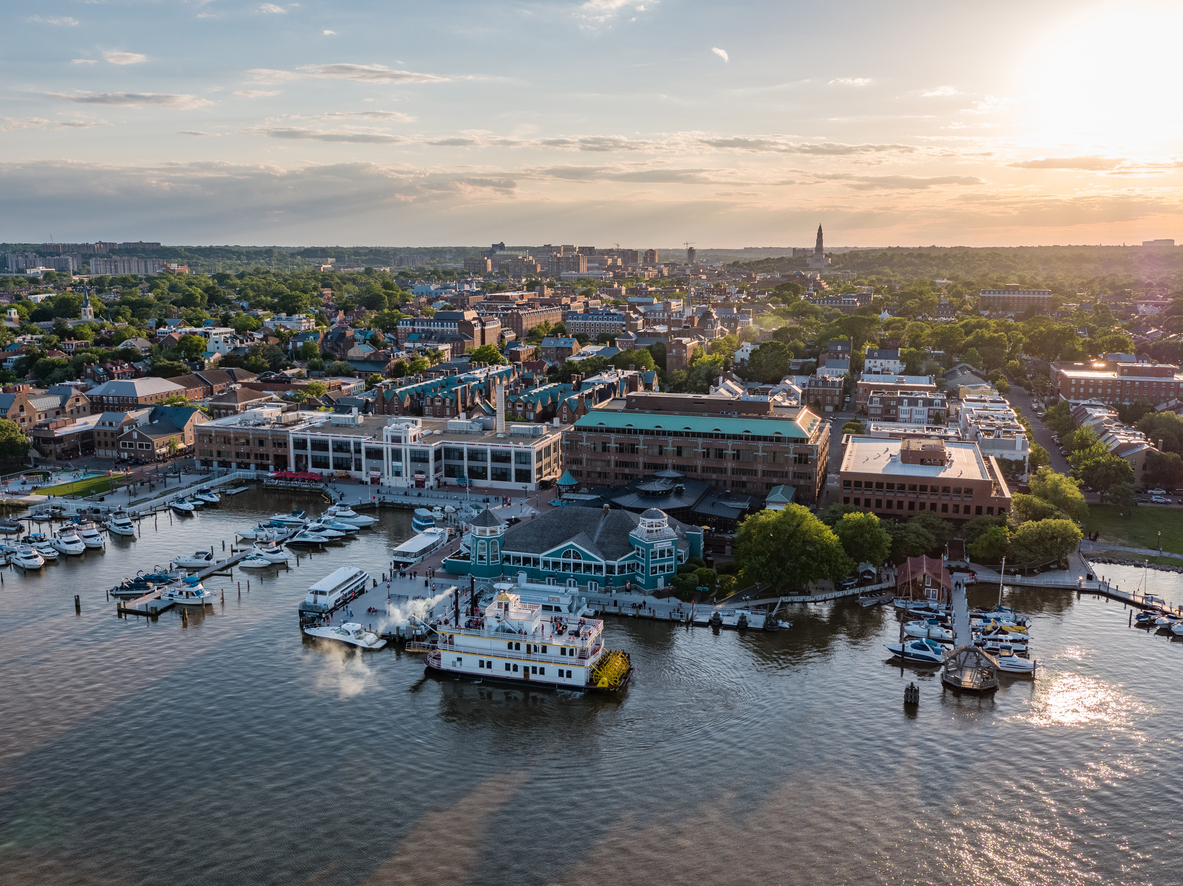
[512, 664, 519, 673]
[478, 660, 485, 669]
[505, 663, 511, 671]
[539, 667, 545, 676]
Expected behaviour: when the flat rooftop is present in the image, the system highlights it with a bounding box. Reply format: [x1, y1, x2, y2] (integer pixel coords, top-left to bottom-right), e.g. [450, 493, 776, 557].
[840, 435, 992, 482]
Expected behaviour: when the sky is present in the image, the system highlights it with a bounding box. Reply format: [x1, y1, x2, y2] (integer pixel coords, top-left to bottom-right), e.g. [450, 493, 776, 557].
[2, 0, 1183, 248]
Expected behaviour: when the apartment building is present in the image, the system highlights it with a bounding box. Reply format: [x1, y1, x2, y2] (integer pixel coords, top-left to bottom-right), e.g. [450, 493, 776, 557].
[958, 395, 1030, 474]
[865, 391, 948, 424]
[1052, 357, 1183, 405]
[864, 347, 904, 375]
[563, 393, 830, 503]
[0, 385, 91, 430]
[855, 375, 937, 414]
[1070, 402, 1159, 481]
[565, 309, 626, 338]
[979, 284, 1053, 314]
[88, 257, 167, 276]
[839, 436, 1012, 523]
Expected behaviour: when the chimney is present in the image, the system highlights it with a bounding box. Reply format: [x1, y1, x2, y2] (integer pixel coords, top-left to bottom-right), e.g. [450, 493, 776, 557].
[496, 381, 506, 435]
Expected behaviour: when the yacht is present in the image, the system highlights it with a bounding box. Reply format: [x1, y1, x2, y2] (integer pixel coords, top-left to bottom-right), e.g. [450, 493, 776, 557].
[172, 550, 215, 569]
[238, 554, 276, 570]
[105, 515, 137, 537]
[50, 528, 87, 555]
[298, 566, 370, 622]
[163, 578, 213, 607]
[0, 519, 22, 535]
[885, 638, 947, 665]
[237, 524, 279, 541]
[11, 546, 45, 570]
[192, 490, 221, 505]
[412, 508, 436, 533]
[995, 652, 1037, 676]
[269, 510, 308, 526]
[303, 521, 347, 540]
[170, 498, 195, 515]
[903, 619, 955, 642]
[34, 542, 59, 562]
[314, 516, 359, 534]
[286, 531, 328, 549]
[30, 510, 53, 523]
[325, 505, 377, 527]
[251, 542, 291, 564]
[391, 527, 451, 568]
[303, 621, 387, 650]
[75, 521, 105, 549]
[423, 590, 632, 691]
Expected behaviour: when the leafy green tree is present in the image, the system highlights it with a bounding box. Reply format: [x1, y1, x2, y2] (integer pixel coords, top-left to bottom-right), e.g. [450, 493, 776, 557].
[842, 420, 865, 435]
[327, 360, 356, 377]
[469, 344, 507, 365]
[366, 373, 383, 389]
[734, 505, 853, 594]
[908, 510, 956, 548]
[1043, 401, 1073, 436]
[1105, 481, 1136, 512]
[886, 521, 936, 562]
[407, 356, 429, 375]
[968, 525, 1010, 562]
[297, 341, 320, 361]
[1076, 453, 1133, 493]
[0, 418, 31, 461]
[746, 341, 793, 384]
[1028, 443, 1051, 473]
[1029, 467, 1087, 521]
[303, 381, 328, 398]
[1144, 450, 1183, 489]
[173, 334, 207, 361]
[1138, 411, 1183, 454]
[818, 502, 860, 526]
[1008, 518, 1082, 563]
[832, 511, 892, 566]
[1010, 493, 1062, 523]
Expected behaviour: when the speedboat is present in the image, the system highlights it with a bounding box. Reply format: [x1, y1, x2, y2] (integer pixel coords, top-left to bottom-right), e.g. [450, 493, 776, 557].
[170, 498, 195, 514]
[302, 621, 387, 650]
[51, 528, 86, 555]
[314, 516, 359, 534]
[163, 578, 213, 607]
[1154, 614, 1178, 628]
[184, 496, 205, 509]
[75, 521, 105, 549]
[105, 515, 137, 537]
[286, 531, 328, 548]
[11, 546, 45, 570]
[1171, 622, 1183, 636]
[903, 619, 955, 642]
[238, 555, 275, 570]
[30, 510, 53, 523]
[109, 567, 186, 598]
[192, 490, 221, 505]
[302, 522, 347, 540]
[236, 524, 279, 541]
[977, 636, 1029, 656]
[172, 550, 215, 569]
[325, 505, 377, 527]
[34, 542, 59, 562]
[886, 638, 947, 665]
[995, 654, 1037, 676]
[251, 542, 291, 564]
[269, 510, 307, 526]
[0, 519, 22, 535]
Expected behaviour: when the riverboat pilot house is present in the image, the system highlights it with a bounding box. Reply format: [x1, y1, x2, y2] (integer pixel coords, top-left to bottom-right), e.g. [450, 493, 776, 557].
[444, 504, 704, 594]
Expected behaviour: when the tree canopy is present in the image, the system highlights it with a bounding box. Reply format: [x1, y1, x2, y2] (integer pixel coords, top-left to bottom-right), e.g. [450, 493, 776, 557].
[734, 505, 852, 593]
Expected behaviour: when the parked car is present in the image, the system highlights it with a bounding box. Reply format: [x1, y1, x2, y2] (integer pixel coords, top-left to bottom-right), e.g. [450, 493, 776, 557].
[1151, 496, 1170, 504]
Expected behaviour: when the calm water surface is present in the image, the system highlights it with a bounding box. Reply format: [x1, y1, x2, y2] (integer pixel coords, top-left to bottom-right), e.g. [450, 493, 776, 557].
[0, 490, 1181, 885]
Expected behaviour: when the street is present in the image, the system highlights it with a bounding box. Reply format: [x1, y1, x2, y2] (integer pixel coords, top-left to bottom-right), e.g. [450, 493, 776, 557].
[1002, 384, 1072, 475]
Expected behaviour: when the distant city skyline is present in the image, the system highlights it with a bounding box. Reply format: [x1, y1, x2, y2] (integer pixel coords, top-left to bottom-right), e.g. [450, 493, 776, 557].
[2, 0, 1181, 247]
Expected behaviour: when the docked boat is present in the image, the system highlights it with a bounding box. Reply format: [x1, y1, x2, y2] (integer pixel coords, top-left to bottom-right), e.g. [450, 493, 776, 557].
[885, 638, 947, 665]
[109, 567, 186, 599]
[104, 515, 137, 537]
[903, 619, 955, 642]
[30, 509, 53, 523]
[1134, 610, 1157, 626]
[75, 521, 105, 549]
[251, 542, 291, 564]
[236, 524, 280, 541]
[170, 498, 196, 514]
[286, 531, 328, 548]
[34, 542, 59, 562]
[977, 635, 1029, 656]
[302, 522, 347, 540]
[313, 516, 359, 534]
[192, 490, 221, 505]
[1171, 622, 1183, 636]
[163, 578, 213, 607]
[995, 653, 1038, 676]
[50, 528, 86, 555]
[303, 622, 387, 650]
[422, 590, 632, 691]
[11, 546, 45, 570]
[238, 555, 275, 570]
[325, 505, 376, 527]
[391, 527, 451, 568]
[269, 510, 307, 526]
[298, 566, 370, 622]
[0, 519, 22, 535]
[412, 508, 436, 533]
[172, 550, 215, 569]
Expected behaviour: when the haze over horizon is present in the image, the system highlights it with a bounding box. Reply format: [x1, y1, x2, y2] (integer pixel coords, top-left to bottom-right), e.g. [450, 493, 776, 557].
[3, 0, 1181, 248]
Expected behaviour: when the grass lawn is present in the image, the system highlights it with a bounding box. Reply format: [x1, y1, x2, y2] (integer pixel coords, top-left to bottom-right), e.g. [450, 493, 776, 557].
[1085, 504, 1183, 554]
[38, 475, 123, 497]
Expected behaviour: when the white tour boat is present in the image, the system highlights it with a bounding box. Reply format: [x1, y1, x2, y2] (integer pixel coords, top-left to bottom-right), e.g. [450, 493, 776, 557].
[11, 546, 46, 570]
[325, 505, 377, 527]
[163, 578, 213, 607]
[298, 566, 371, 622]
[50, 528, 87, 555]
[104, 514, 137, 537]
[391, 527, 450, 568]
[75, 521, 105, 549]
[170, 498, 195, 514]
[172, 550, 215, 569]
[423, 589, 632, 691]
[303, 621, 387, 650]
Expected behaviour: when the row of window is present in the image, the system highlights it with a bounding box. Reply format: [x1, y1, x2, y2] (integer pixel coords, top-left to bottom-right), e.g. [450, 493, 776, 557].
[845, 496, 1003, 516]
[467, 658, 574, 679]
[844, 481, 971, 495]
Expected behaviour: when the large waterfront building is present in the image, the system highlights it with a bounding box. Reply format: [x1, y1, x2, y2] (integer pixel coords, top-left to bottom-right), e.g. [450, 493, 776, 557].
[563, 393, 830, 502]
[1051, 357, 1183, 405]
[838, 436, 1012, 523]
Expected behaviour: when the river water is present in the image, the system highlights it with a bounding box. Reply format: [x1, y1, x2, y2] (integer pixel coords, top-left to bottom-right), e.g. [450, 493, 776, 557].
[1, 490, 1181, 886]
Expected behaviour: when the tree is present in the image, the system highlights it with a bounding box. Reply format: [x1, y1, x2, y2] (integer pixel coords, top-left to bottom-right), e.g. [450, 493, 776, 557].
[162, 393, 193, 408]
[366, 373, 383, 389]
[1008, 518, 1082, 563]
[734, 505, 853, 594]
[1138, 411, 1183, 454]
[819, 502, 860, 526]
[1043, 401, 1074, 436]
[1010, 493, 1062, 523]
[842, 420, 865, 435]
[0, 419, 31, 461]
[968, 525, 1010, 562]
[886, 521, 936, 562]
[469, 344, 507, 365]
[832, 512, 892, 566]
[1029, 467, 1087, 521]
[1076, 453, 1134, 494]
[297, 340, 320, 361]
[1144, 450, 1183, 489]
[173, 335, 207, 361]
[327, 360, 356, 377]
[746, 341, 793, 384]
[303, 381, 328, 399]
[1028, 443, 1051, 473]
[908, 510, 956, 548]
[1105, 481, 1136, 512]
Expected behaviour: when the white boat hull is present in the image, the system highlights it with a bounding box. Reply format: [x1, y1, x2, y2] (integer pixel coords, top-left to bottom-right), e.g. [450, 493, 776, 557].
[303, 622, 387, 650]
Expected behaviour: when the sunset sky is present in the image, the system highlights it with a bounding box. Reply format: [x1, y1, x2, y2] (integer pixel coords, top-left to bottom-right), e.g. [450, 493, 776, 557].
[3, 0, 1181, 247]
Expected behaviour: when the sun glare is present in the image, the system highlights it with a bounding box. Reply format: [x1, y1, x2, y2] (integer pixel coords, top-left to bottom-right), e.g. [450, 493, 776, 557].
[1026, 4, 1183, 154]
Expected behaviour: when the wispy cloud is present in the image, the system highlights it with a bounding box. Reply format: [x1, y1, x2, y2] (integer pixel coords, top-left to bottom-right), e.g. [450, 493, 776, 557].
[817, 173, 983, 190]
[829, 77, 872, 87]
[711, 47, 729, 64]
[250, 126, 410, 144]
[24, 15, 79, 26]
[246, 64, 448, 84]
[1009, 156, 1122, 171]
[234, 90, 281, 98]
[259, 3, 287, 13]
[318, 110, 415, 122]
[920, 85, 957, 97]
[48, 92, 213, 110]
[104, 51, 146, 65]
[1, 117, 109, 131]
[70, 59, 97, 65]
[323, 29, 337, 36]
[179, 131, 221, 137]
[576, 0, 654, 25]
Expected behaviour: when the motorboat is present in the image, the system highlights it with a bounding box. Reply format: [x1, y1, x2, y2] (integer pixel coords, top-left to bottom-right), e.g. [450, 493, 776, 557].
[11, 546, 45, 570]
[977, 636, 1029, 656]
[1171, 622, 1183, 636]
[269, 510, 307, 526]
[184, 496, 205, 509]
[192, 490, 221, 505]
[236, 524, 280, 541]
[30, 510, 53, 523]
[1154, 614, 1179, 628]
[170, 498, 196, 514]
[163, 578, 213, 607]
[238, 555, 275, 570]
[251, 542, 291, 564]
[303, 622, 387, 650]
[903, 619, 955, 642]
[390, 527, 450, 568]
[75, 521, 105, 549]
[412, 507, 436, 532]
[302, 523, 347, 540]
[50, 528, 86, 555]
[298, 566, 371, 621]
[313, 516, 359, 534]
[892, 598, 947, 617]
[286, 531, 328, 548]
[0, 519, 22, 535]
[325, 505, 377, 527]
[109, 567, 186, 599]
[34, 542, 59, 562]
[105, 515, 137, 537]
[172, 550, 215, 569]
[886, 638, 947, 665]
[995, 653, 1038, 676]
[1134, 611, 1157, 626]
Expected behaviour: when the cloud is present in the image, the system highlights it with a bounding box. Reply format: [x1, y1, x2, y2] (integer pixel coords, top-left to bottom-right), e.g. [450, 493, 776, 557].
[234, 90, 281, 98]
[711, 47, 729, 64]
[829, 77, 872, 86]
[179, 131, 221, 137]
[323, 29, 336, 35]
[576, 0, 653, 25]
[259, 3, 287, 13]
[250, 126, 411, 144]
[318, 110, 415, 122]
[1008, 156, 1122, 171]
[1, 117, 109, 131]
[818, 173, 984, 190]
[296, 63, 448, 83]
[24, 15, 79, 26]
[48, 92, 213, 110]
[244, 68, 303, 83]
[104, 51, 146, 65]
[961, 95, 1015, 114]
[531, 165, 718, 185]
[70, 59, 97, 65]
[920, 86, 957, 97]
